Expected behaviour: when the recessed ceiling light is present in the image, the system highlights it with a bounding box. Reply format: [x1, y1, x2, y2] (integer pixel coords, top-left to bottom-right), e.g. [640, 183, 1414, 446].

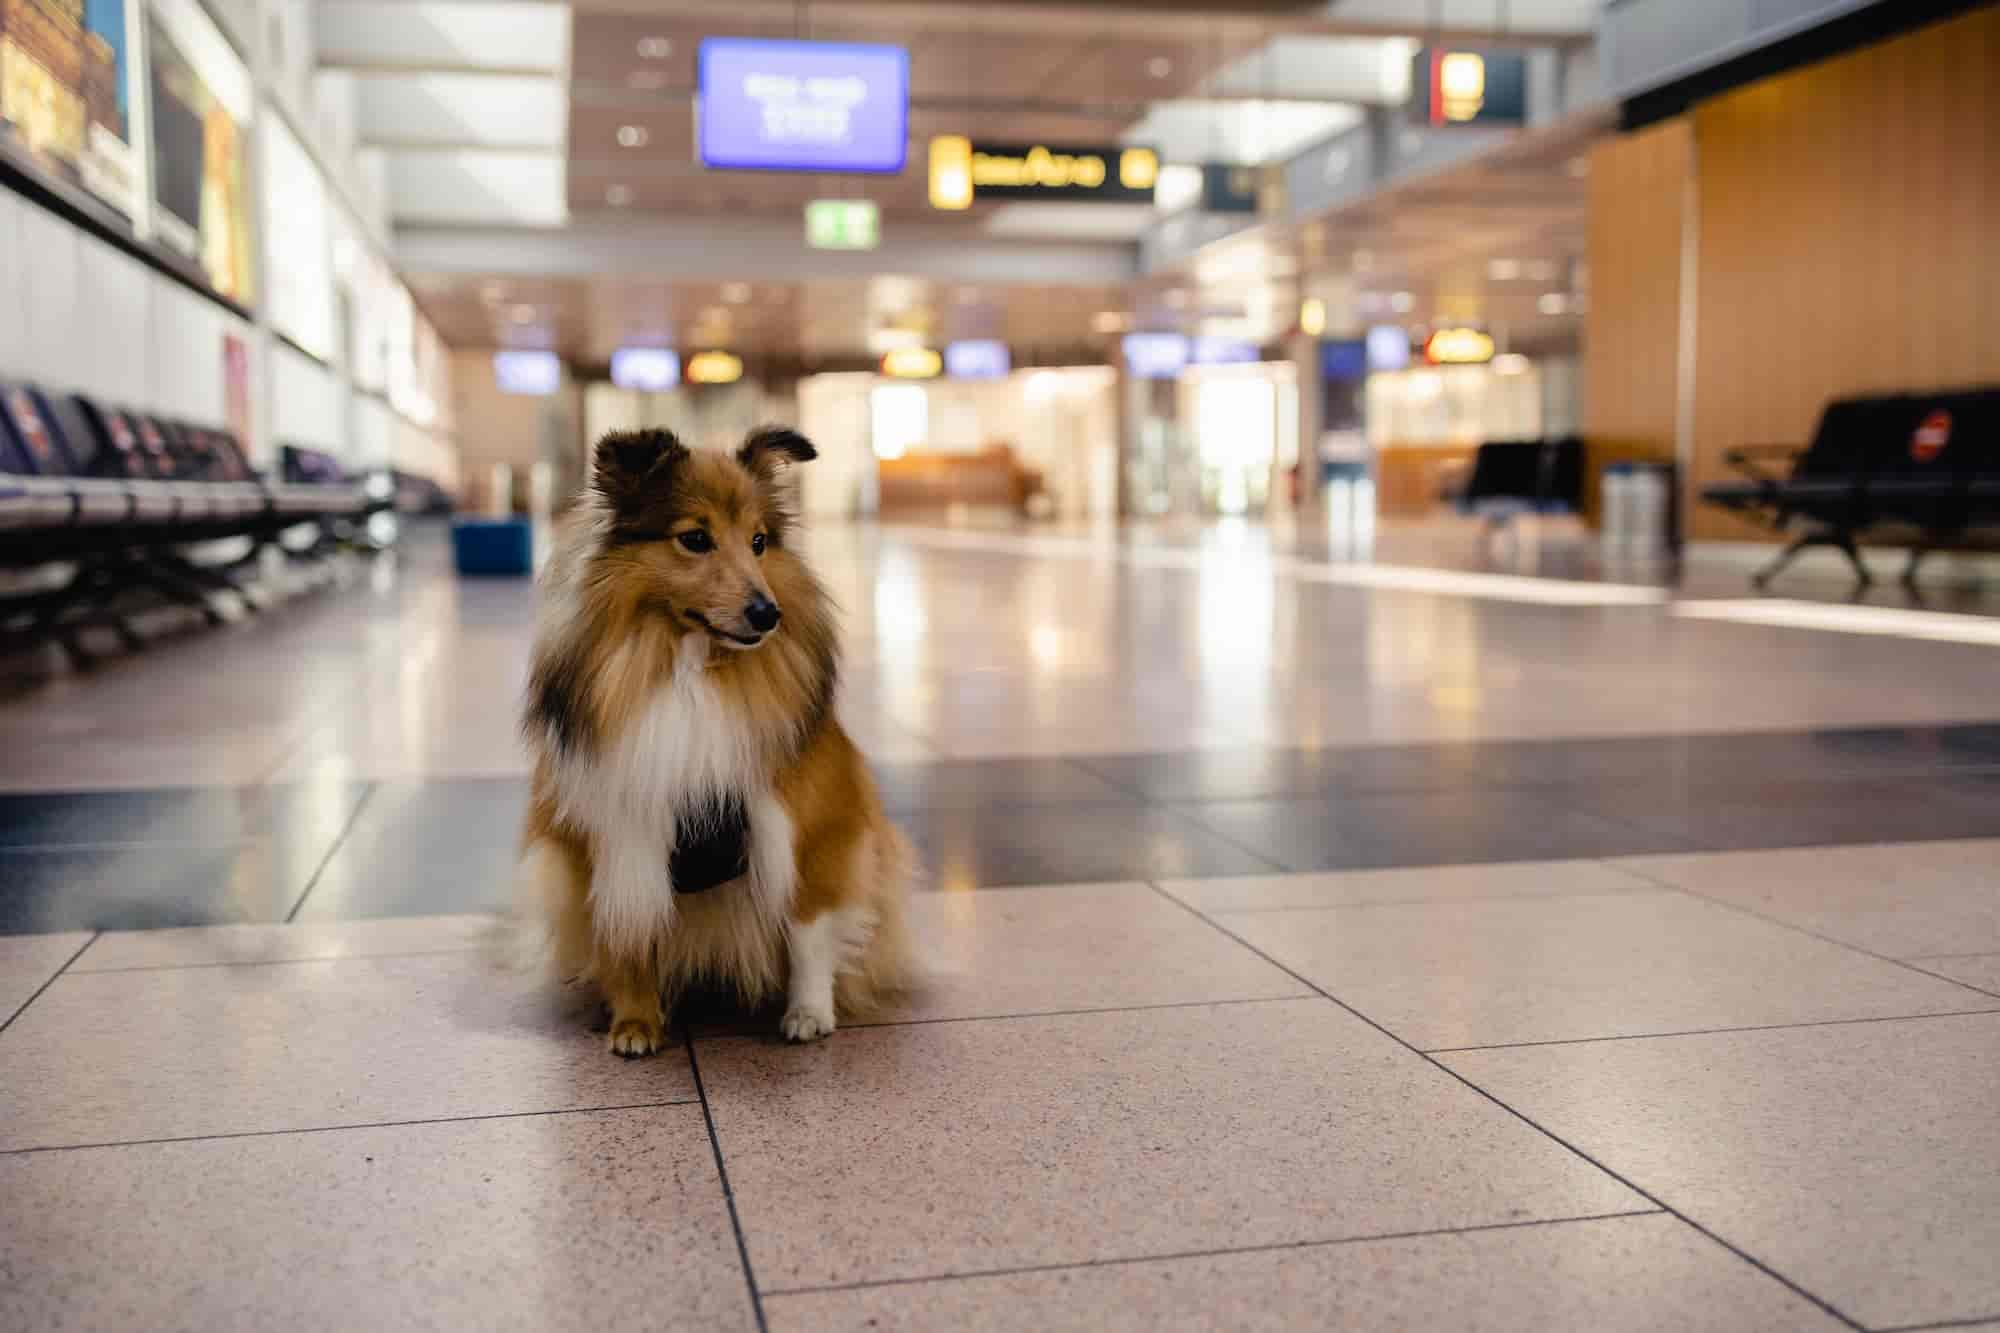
[616, 124, 650, 148]
[1092, 311, 1130, 333]
[626, 69, 667, 91]
[605, 184, 632, 206]
[721, 282, 752, 304]
[1487, 258, 1521, 281]
[636, 36, 671, 59]
[1389, 291, 1416, 313]
[1538, 292, 1570, 315]
[1146, 56, 1172, 79]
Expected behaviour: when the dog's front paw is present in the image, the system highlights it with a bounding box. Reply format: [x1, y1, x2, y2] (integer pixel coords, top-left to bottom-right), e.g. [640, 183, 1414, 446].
[607, 1014, 667, 1058]
[780, 1003, 836, 1043]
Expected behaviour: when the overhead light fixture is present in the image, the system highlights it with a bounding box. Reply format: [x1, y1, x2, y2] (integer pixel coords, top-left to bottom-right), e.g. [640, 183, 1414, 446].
[610, 347, 681, 392]
[943, 340, 1009, 380]
[1146, 56, 1172, 79]
[881, 347, 942, 379]
[1300, 298, 1327, 337]
[928, 135, 974, 210]
[1425, 327, 1495, 365]
[616, 125, 650, 148]
[605, 184, 632, 206]
[1491, 353, 1530, 375]
[1092, 311, 1130, 334]
[636, 36, 671, 59]
[1487, 258, 1521, 281]
[1538, 292, 1570, 315]
[686, 351, 743, 385]
[721, 282, 752, 304]
[1389, 291, 1416, 313]
[493, 350, 560, 395]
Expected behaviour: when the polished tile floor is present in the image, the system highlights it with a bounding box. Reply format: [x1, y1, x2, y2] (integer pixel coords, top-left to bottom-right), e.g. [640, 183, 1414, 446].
[3, 519, 1999, 1331]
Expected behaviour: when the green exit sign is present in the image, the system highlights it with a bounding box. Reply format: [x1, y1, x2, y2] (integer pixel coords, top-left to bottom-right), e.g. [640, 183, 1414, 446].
[805, 199, 880, 250]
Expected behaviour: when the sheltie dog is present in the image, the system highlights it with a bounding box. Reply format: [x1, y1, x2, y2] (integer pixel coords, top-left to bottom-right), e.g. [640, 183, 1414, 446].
[513, 425, 916, 1055]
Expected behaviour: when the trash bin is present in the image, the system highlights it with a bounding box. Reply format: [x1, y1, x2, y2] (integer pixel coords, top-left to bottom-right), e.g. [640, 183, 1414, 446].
[1601, 462, 1676, 558]
[452, 516, 534, 576]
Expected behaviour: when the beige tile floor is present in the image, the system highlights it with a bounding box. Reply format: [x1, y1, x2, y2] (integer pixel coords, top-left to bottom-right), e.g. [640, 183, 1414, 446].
[5, 521, 2000, 1330]
[3, 849, 1998, 1330]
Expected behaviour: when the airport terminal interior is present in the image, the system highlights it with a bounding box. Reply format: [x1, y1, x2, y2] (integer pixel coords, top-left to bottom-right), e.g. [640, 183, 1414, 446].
[2, 1, 1998, 1329]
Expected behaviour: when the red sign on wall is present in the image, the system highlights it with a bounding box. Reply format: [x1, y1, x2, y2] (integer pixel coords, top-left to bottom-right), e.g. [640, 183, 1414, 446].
[1910, 409, 1953, 463]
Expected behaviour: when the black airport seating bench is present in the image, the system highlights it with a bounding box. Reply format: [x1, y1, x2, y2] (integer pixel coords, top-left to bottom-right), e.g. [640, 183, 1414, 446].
[1700, 387, 2000, 586]
[1455, 436, 1585, 526]
[0, 378, 377, 656]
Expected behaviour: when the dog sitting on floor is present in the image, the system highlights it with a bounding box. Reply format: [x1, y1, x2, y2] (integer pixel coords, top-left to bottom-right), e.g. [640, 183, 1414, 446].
[513, 425, 917, 1055]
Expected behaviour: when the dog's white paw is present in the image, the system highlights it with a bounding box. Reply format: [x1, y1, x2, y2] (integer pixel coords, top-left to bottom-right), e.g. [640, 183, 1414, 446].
[780, 1003, 836, 1043]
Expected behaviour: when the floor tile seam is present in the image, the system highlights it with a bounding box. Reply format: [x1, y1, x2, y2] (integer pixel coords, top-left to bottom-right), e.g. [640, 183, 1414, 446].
[1136, 879, 1872, 1333]
[0, 1098, 706, 1157]
[688, 992, 1314, 1042]
[1875, 1314, 2000, 1333]
[685, 1035, 770, 1333]
[1903, 950, 2000, 963]
[1191, 884, 1675, 917]
[66, 945, 489, 976]
[757, 1208, 1674, 1300]
[281, 781, 381, 923]
[1088, 761, 2000, 805]
[1609, 864, 2000, 1003]
[1146, 803, 1305, 875]
[1423, 1007, 2000, 1055]
[0, 931, 99, 1036]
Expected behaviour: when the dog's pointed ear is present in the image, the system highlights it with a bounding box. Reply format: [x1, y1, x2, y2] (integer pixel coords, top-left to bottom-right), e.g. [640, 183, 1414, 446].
[593, 429, 687, 512]
[736, 425, 817, 480]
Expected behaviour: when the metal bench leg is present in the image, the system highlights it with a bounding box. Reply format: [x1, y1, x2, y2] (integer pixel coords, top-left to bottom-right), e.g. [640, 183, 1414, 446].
[1752, 534, 1817, 587]
[1901, 543, 1930, 587]
[1833, 534, 1872, 586]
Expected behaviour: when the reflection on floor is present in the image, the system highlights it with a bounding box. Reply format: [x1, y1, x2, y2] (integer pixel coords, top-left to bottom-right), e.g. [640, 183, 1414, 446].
[2, 519, 1997, 1331]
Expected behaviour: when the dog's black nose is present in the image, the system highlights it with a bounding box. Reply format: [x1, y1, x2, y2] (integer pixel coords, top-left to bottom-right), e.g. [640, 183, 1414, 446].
[744, 597, 781, 633]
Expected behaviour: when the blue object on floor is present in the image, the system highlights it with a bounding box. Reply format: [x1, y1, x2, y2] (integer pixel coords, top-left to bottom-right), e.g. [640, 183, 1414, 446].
[451, 517, 533, 576]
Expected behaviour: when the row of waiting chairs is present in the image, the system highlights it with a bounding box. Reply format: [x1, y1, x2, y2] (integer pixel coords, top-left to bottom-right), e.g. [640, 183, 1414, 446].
[0, 378, 380, 659]
[0, 380, 370, 558]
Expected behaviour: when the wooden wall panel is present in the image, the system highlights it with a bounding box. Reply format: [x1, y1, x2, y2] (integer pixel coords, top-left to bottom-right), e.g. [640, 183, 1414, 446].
[1686, 5, 2000, 540]
[1582, 117, 1691, 463]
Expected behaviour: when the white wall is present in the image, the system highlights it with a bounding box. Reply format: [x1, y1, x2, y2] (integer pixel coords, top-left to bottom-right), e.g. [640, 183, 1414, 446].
[1, 190, 250, 435]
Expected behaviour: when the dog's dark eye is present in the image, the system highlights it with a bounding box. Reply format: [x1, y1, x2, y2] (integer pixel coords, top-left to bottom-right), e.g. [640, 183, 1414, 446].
[750, 533, 767, 557]
[677, 529, 714, 554]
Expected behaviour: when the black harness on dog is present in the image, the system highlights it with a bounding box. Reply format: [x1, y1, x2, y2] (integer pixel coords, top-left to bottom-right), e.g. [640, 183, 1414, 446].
[671, 795, 750, 894]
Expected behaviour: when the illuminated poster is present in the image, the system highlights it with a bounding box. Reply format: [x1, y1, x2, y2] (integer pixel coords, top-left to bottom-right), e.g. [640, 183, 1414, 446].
[147, 4, 252, 301]
[0, 0, 140, 215]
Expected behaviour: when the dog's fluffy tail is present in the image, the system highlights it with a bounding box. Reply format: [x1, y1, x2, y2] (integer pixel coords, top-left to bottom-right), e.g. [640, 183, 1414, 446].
[835, 824, 926, 1020]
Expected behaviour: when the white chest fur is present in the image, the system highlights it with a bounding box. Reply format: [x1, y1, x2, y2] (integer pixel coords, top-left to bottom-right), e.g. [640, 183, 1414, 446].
[555, 635, 796, 954]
